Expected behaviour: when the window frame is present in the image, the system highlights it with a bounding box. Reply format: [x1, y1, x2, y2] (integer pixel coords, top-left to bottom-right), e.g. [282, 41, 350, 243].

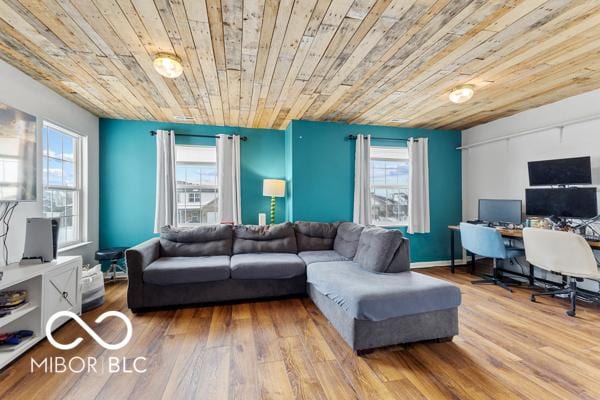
[42, 121, 84, 249]
[175, 144, 218, 227]
[369, 145, 409, 228]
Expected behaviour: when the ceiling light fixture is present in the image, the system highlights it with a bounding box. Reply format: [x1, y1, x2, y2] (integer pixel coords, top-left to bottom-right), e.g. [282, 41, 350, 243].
[153, 53, 183, 78]
[390, 118, 410, 123]
[449, 85, 474, 104]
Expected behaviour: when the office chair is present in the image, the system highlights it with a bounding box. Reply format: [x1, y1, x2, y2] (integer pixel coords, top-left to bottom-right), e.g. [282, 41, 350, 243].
[459, 222, 525, 292]
[523, 228, 600, 316]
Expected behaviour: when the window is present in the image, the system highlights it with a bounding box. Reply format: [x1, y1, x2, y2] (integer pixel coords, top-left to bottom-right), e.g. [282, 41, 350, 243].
[188, 192, 202, 203]
[42, 122, 83, 247]
[176, 145, 218, 225]
[370, 146, 409, 226]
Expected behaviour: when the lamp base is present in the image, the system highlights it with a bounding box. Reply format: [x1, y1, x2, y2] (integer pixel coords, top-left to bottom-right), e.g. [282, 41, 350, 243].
[270, 196, 276, 225]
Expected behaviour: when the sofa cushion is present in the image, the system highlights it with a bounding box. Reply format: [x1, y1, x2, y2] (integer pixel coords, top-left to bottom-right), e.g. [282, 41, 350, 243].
[294, 221, 340, 251]
[144, 256, 230, 286]
[230, 253, 305, 279]
[298, 250, 348, 265]
[307, 261, 461, 321]
[233, 222, 297, 254]
[159, 225, 233, 257]
[353, 227, 408, 273]
[333, 222, 364, 259]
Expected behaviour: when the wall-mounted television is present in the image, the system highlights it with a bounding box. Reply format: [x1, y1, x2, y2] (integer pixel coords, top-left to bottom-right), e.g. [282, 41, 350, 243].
[526, 188, 598, 218]
[0, 102, 37, 202]
[528, 156, 591, 186]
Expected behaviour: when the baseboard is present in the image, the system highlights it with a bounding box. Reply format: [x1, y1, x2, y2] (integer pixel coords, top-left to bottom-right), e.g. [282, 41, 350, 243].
[410, 259, 467, 269]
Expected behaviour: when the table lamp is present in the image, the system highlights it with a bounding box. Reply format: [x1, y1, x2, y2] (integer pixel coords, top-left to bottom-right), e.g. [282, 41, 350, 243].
[263, 179, 285, 225]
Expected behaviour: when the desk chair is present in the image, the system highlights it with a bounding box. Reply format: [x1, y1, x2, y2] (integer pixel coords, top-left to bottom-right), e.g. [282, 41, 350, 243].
[459, 223, 524, 292]
[523, 228, 600, 316]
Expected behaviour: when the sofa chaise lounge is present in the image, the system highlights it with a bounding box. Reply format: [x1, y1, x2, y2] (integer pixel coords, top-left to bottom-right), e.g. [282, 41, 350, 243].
[126, 221, 461, 352]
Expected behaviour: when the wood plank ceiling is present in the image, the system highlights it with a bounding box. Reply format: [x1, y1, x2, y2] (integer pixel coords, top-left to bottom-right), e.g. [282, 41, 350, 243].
[0, 1, 600, 130]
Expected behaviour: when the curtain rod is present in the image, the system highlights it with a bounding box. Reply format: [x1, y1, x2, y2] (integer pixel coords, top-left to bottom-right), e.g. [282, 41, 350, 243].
[150, 130, 248, 141]
[347, 134, 420, 142]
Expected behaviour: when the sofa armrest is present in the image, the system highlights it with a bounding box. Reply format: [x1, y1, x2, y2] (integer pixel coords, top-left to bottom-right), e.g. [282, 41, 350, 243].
[126, 238, 160, 280]
[388, 237, 411, 273]
[126, 238, 160, 310]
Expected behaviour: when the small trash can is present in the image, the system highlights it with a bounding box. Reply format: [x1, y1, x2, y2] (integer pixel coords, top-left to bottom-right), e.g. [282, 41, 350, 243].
[81, 264, 105, 312]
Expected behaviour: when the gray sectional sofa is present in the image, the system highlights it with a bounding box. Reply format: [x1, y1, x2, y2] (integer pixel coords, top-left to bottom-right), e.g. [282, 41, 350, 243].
[126, 221, 461, 352]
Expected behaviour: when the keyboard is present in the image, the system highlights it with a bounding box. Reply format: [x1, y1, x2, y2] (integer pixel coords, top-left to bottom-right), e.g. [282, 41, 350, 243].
[466, 219, 484, 224]
[584, 235, 600, 242]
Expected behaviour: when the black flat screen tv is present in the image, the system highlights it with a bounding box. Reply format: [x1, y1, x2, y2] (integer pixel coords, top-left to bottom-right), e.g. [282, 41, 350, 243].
[525, 188, 598, 218]
[528, 156, 591, 186]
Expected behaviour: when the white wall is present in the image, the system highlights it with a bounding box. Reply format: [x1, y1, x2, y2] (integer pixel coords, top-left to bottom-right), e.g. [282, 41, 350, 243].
[462, 88, 600, 290]
[0, 59, 99, 266]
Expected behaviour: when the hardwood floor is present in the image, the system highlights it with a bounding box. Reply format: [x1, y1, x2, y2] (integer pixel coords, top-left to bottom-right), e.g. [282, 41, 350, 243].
[2, 267, 600, 399]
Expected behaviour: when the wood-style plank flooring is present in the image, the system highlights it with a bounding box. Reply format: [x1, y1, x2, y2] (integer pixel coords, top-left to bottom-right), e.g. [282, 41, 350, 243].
[2, 266, 600, 399]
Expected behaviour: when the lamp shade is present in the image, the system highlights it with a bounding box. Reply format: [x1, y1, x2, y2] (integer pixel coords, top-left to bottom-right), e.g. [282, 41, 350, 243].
[263, 179, 286, 197]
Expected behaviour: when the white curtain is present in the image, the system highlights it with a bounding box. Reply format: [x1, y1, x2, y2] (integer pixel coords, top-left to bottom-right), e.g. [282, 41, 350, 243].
[154, 130, 177, 233]
[408, 137, 430, 234]
[353, 134, 371, 225]
[217, 134, 242, 224]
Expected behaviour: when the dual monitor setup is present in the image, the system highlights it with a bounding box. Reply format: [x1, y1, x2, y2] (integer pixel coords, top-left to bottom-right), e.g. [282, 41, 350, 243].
[475, 156, 598, 229]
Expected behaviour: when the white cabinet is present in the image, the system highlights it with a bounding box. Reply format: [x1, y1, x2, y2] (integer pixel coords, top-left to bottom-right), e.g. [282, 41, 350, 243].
[0, 257, 82, 369]
[44, 262, 81, 331]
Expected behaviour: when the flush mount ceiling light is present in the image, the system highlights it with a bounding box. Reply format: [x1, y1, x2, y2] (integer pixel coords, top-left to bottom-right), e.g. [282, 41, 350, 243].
[449, 85, 474, 104]
[153, 53, 183, 78]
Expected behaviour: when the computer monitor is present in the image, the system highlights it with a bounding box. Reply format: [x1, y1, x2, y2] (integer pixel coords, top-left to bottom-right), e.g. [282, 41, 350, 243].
[528, 156, 592, 186]
[478, 199, 523, 224]
[525, 188, 598, 218]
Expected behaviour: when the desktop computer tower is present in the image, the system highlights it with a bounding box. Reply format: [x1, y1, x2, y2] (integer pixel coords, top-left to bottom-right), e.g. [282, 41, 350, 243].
[22, 218, 59, 263]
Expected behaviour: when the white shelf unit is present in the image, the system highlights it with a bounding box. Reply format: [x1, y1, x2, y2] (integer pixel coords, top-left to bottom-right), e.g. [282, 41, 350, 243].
[0, 256, 82, 369]
[0, 335, 36, 353]
[0, 303, 39, 328]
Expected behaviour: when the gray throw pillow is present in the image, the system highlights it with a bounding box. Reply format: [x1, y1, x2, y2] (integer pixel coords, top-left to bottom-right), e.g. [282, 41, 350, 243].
[233, 222, 297, 254]
[353, 227, 405, 273]
[294, 221, 340, 251]
[159, 224, 233, 257]
[333, 222, 364, 259]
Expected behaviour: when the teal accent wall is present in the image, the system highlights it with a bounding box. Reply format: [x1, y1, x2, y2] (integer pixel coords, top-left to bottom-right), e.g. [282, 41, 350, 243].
[99, 119, 285, 248]
[100, 118, 461, 263]
[284, 122, 293, 221]
[286, 120, 462, 263]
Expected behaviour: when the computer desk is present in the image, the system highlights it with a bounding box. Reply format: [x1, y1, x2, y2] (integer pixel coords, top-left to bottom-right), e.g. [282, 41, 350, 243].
[448, 224, 600, 283]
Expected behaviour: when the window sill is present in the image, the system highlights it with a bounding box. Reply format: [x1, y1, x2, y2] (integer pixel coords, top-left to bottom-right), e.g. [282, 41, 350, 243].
[58, 241, 92, 253]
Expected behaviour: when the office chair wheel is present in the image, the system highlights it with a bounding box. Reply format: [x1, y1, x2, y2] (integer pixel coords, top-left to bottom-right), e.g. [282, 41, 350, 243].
[530, 295, 536, 302]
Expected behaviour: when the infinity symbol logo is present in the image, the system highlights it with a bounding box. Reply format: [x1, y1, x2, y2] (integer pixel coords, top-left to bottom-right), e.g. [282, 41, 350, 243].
[46, 311, 133, 350]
